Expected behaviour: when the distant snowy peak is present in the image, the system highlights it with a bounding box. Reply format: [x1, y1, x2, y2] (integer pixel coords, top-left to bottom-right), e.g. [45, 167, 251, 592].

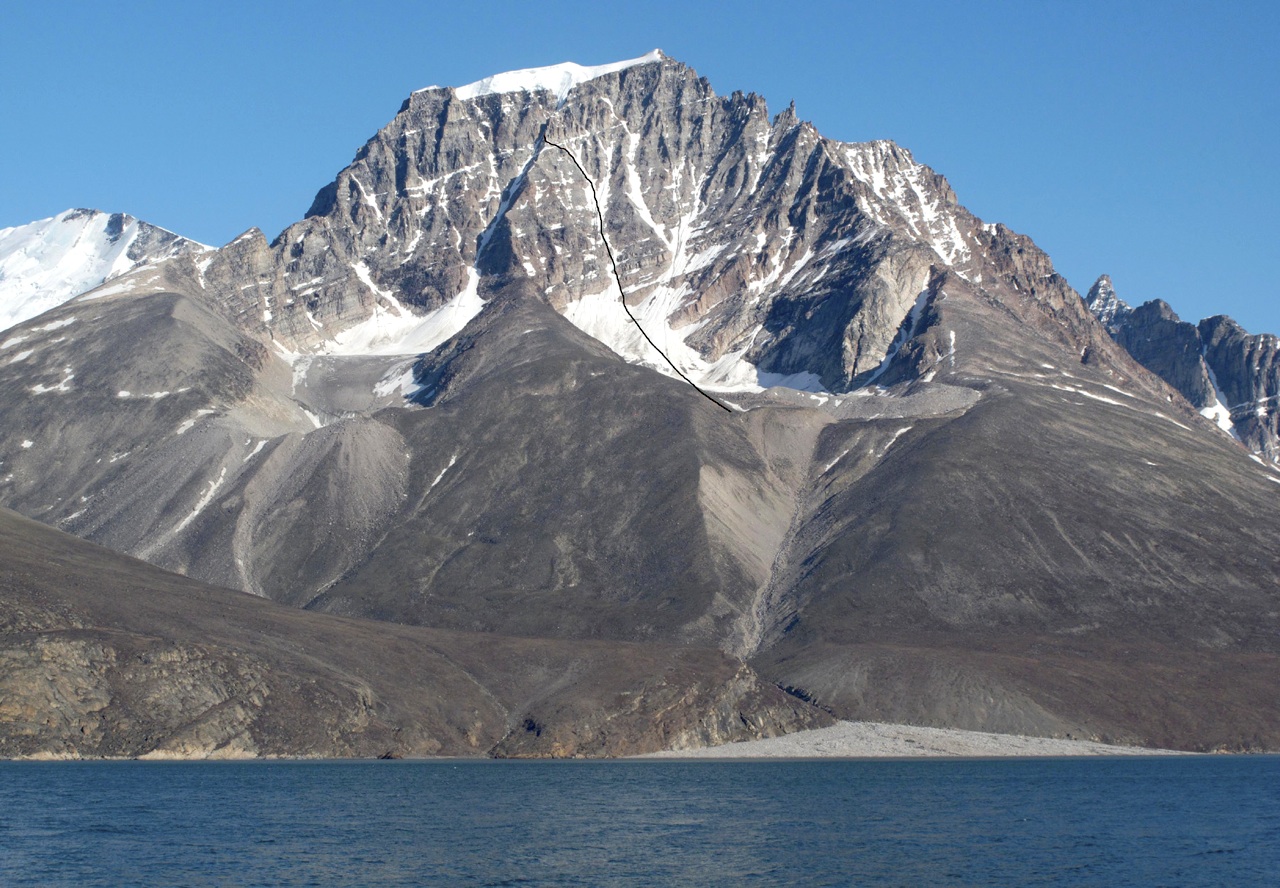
[0, 209, 208, 332]
[431, 49, 664, 103]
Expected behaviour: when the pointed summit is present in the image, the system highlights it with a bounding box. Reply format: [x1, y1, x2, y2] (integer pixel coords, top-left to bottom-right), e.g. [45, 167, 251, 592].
[1084, 274, 1131, 330]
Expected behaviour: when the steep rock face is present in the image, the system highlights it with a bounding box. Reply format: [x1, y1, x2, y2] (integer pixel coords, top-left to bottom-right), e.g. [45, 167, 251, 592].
[1111, 299, 1216, 409]
[1199, 315, 1280, 460]
[144, 52, 1137, 396]
[1083, 274, 1127, 329]
[0, 209, 208, 332]
[1086, 275, 1280, 460]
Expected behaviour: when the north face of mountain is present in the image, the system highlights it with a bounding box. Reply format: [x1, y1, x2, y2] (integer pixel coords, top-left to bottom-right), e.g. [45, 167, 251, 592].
[0, 209, 208, 332]
[1086, 274, 1280, 461]
[160, 50, 1136, 398]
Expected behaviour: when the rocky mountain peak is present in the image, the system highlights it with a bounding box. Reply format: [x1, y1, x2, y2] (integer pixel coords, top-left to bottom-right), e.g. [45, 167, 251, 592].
[134, 52, 1139, 400]
[1084, 274, 1130, 330]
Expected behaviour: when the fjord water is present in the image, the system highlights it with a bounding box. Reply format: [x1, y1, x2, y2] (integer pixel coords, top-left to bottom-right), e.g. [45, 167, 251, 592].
[2, 758, 1276, 886]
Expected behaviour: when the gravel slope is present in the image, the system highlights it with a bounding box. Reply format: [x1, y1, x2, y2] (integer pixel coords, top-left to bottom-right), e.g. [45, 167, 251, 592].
[640, 720, 1191, 758]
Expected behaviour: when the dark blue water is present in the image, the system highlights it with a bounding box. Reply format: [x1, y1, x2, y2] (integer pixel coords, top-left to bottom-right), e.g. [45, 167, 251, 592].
[1, 757, 1277, 886]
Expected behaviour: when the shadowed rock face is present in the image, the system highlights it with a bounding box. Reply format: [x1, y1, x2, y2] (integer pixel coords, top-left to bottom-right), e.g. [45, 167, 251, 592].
[1, 54, 1279, 754]
[1085, 274, 1280, 461]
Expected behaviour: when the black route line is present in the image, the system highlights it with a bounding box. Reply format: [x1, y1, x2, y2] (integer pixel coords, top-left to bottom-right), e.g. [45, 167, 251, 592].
[541, 135, 733, 413]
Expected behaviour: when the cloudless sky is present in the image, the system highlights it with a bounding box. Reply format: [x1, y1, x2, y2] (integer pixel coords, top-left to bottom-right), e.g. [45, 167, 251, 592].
[2, 1, 1276, 332]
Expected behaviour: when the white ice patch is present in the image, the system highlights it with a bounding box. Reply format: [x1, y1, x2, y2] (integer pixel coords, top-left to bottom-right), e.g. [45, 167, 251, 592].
[1048, 383, 1125, 406]
[561, 286, 825, 394]
[443, 50, 663, 103]
[429, 453, 458, 490]
[175, 408, 216, 435]
[117, 389, 175, 400]
[822, 448, 851, 474]
[374, 361, 427, 399]
[29, 366, 74, 394]
[242, 439, 268, 463]
[1201, 362, 1241, 441]
[317, 266, 484, 356]
[31, 317, 77, 333]
[882, 426, 913, 454]
[1154, 412, 1194, 432]
[173, 467, 227, 535]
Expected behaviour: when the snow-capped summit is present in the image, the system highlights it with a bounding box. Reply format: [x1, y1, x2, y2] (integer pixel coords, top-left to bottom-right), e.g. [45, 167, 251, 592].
[432, 49, 664, 103]
[0, 209, 208, 332]
[1084, 274, 1130, 331]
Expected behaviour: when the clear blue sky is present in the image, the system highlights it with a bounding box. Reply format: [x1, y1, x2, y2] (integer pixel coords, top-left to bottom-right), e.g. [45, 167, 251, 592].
[3, 1, 1276, 333]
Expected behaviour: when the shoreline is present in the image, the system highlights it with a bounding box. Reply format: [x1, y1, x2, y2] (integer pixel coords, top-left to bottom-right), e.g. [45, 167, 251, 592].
[5, 721, 1226, 761]
[638, 720, 1197, 759]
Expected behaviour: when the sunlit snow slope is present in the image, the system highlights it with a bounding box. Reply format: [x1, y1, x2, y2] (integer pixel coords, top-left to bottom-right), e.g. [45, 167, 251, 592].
[0, 209, 208, 332]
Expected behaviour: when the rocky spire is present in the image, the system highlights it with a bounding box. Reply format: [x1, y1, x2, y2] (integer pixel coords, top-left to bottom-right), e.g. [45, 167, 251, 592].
[1084, 274, 1130, 331]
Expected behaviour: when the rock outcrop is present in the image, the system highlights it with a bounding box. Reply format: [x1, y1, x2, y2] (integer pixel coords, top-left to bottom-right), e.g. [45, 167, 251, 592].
[1086, 274, 1280, 460]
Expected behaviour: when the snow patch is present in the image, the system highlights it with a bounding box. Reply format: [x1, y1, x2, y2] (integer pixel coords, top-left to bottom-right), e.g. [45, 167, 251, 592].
[429, 453, 458, 490]
[242, 440, 268, 463]
[175, 408, 216, 435]
[561, 286, 824, 394]
[882, 426, 913, 454]
[1201, 361, 1241, 441]
[317, 266, 485, 357]
[29, 366, 74, 394]
[31, 317, 77, 333]
[822, 448, 851, 474]
[444, 50, 663, 103]
[374, 361, 427, 399]
[117, 389, 175, 400]
[173, 467, 227, 535]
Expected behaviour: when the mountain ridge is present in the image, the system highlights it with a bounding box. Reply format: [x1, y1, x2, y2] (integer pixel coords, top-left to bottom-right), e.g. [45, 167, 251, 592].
[1085, 273, 1280, 461]
[0, 209, 208, 333]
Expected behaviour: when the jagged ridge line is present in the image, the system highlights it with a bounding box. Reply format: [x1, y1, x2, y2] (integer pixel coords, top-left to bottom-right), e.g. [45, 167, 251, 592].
[541, 136, 732, 413]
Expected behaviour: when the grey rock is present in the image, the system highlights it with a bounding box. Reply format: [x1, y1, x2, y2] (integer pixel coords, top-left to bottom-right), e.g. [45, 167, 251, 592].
[1086, 274, 1280, 460]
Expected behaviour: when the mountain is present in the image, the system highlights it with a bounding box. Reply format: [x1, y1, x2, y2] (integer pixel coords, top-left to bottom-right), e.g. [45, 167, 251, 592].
[1085, 275, 1280, 462]
[0, 209, 209, 333]
[2, 51, 1278, 754]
